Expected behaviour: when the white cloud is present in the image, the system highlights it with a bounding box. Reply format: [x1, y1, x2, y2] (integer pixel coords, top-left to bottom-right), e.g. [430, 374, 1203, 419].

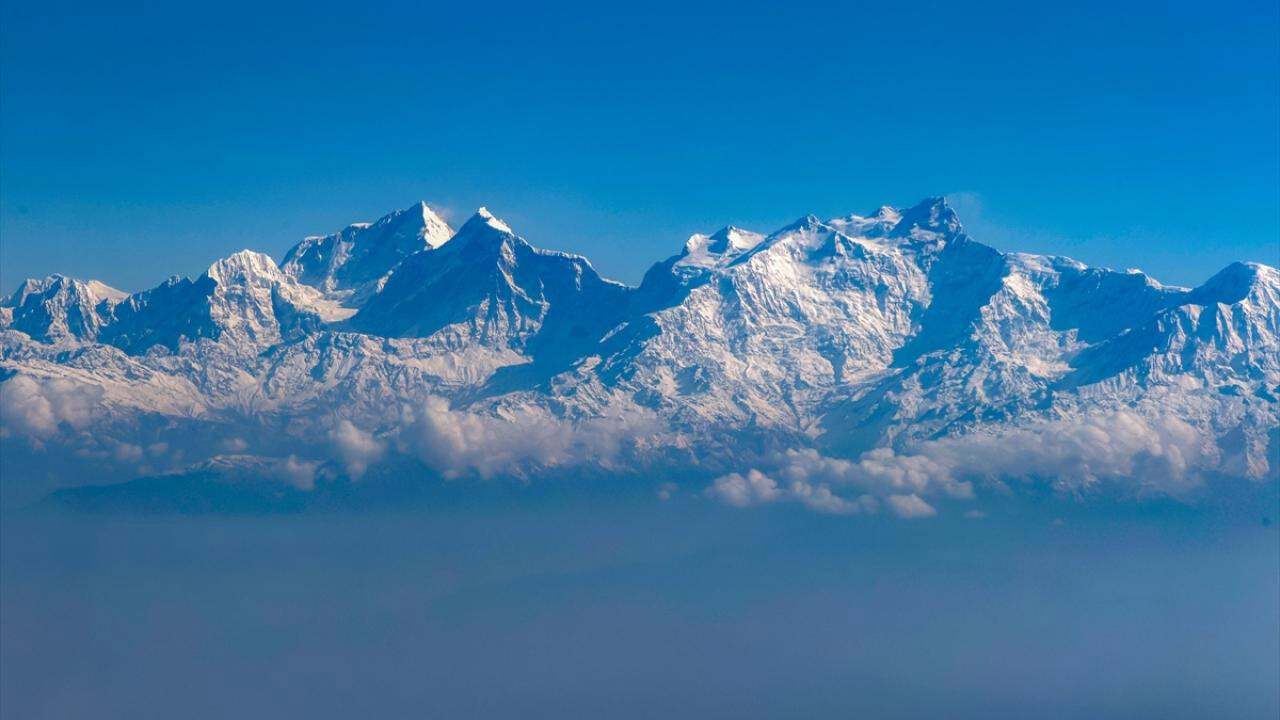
[705, 470, 878, 515]
[330, 419, 385, 480]
[787, 479, 877, 515]
[112, 442, 144, 463]
[706, 469, 781, 508]
[277, 455, 318, 491]
[886, 494, 936, 519]
[401, 396, 654, 480]
[887, 410, 1215, 497]
[0, 374, 102, 444]
[773, 447, 973, 500]
[705, 410, 1221, 518]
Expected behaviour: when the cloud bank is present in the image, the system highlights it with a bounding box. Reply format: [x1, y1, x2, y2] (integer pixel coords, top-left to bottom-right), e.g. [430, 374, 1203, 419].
[0, 372, 1249, 517]
[706, 411, 1225, 518]
[400, 396, 656, 480]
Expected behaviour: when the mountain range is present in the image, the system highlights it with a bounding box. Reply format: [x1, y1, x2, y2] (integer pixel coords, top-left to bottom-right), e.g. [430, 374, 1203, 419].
[2, 198, 1276, 515]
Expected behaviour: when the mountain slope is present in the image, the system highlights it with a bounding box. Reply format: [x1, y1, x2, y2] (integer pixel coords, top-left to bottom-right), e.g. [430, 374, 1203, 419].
[352, 208, 633, 369]
[280, 201, 453, 303]
[2, 198, 1276, 512]
[1, 275, 126, 342]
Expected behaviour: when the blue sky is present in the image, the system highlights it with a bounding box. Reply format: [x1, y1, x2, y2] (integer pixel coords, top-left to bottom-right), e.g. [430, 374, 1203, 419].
[2, 0, 1277, 292]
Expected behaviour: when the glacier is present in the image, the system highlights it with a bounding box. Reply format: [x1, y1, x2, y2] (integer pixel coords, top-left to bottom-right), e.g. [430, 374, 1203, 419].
[1, 197, 1276, 514]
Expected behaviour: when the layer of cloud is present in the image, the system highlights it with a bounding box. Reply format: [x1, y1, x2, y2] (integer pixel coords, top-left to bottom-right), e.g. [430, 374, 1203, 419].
[706, 410, 1223, 518]
[400, 396, 656, 480]
[893, 410, 1216, 497]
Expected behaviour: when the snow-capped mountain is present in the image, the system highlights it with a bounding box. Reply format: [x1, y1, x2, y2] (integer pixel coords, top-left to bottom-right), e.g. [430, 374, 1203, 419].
[280, 201, 453, 304]
[351, 208, 632, 370]
[2, 275, 126, 343]
[2, 198, 1276, 513]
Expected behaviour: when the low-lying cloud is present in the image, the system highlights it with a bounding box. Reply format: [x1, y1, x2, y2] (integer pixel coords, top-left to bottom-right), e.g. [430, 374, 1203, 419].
[0, 373, 1250, 516]
[0, 374, 102, 445]
[400, 396, 656, 480]
[330, 420, 385, 480]
[706, 410, 1227, 518]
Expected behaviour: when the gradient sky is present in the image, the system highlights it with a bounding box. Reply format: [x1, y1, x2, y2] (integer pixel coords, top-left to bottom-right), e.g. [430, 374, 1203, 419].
[2, 0, 1277, 293]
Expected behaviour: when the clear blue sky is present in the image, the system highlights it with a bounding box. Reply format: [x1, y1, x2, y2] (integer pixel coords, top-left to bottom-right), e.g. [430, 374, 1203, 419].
[2, 0, 1277, 292]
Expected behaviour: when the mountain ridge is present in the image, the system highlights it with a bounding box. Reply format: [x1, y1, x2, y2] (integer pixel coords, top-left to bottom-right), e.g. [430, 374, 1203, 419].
[3, 197, 1276, 514]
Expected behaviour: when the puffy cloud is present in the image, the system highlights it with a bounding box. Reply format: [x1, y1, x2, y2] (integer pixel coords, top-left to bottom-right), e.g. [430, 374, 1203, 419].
[0, 374, 102, 444]
[276, 455, 318, 491]
[706, 470, 781, 508]
[871, 410, 1216, 498]
[886, 494, 936, 519]
[706, 410, 1223, 518]
[787, 479, 877, 515]
[773, 447, 972, 500]
[112, 442, 144, 464]
[705, 470, 877, 515]
[330, 420, 385, 480]
[401, 396, 654, 480]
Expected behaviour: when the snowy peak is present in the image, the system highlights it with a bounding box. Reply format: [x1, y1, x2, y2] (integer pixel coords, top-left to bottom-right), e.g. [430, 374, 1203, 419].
[3, 196, 1278, 495]
[411, 201, 455, 248]
[469, 206, 514, 235]
[679, 226, 766, 269]
[707, 226, 765, 254]
[444, 207, 521, 254]
[351, 207, 631, 365]
[96, 248, 334, 355]
[4, 275, 126, 308]
[0, 274, 126, 342]
[280, 201, 454, 297]
[206, 250, 284, 286]
[826, 205, 902, 238]
[1191, 261, 1277, 306]
[888, 196, 963, 240]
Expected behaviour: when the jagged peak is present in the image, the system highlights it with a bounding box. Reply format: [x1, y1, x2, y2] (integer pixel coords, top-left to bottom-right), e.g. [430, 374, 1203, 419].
[873, 205, 902, 222]
[5, 275, 64, 305]
[889, 196, 962, 239]
[470, 206, 514, 235]
[708, 225, 765, 254]
[283, 201, 454, 265]
[4, 274, 126, 307]
[769, 214, 826, 237]
[446, 208, 521, 253]
[682, 225, 766, 259]
[826, 205, 902, 239]
[372, 200, 453, 248]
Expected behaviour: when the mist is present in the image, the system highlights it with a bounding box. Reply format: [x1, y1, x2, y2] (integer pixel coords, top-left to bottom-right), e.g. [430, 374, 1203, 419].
[3, 486, 1276, 719]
